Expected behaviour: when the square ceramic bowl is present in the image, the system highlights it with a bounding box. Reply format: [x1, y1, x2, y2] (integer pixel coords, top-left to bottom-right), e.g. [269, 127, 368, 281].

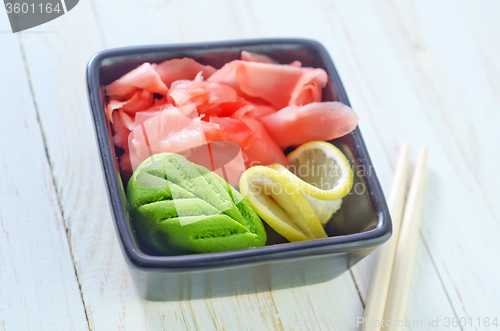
[86, 38, 392, 301]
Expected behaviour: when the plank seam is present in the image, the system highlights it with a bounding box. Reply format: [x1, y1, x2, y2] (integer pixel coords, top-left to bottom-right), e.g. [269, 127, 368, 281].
[237, 294, 285, 331]
[17, 34, 93, 331]
[234, 296, 252, 331]
[264, 292, 286, 330]
[89, 0, 108, 48]
[349, 269, 365, 309]
[419, 231, 464, 331]
[173, 305, 190, 331]
[265, 295, 290, 330]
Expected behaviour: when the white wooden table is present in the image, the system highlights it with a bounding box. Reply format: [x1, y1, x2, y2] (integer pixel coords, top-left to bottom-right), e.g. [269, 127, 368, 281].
[1, 1, 499, 330]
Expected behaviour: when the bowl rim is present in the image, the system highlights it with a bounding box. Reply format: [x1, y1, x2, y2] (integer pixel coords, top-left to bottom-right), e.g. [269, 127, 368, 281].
[86, 38, 392, 269]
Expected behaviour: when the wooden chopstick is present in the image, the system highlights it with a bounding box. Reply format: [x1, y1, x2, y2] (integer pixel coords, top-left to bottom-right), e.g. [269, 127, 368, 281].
[382, 148, 428, 330]
[361, 143, 410, 331]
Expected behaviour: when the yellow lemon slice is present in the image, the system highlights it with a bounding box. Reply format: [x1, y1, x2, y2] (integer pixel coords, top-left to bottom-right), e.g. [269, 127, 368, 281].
[302, 194, 343, 225]
[239, 166, 328, 242]
[240, 141, 353, 242]
[276, 141, 352, 224]
[269, 162, 345, 224]
[278, 141, 354, 201]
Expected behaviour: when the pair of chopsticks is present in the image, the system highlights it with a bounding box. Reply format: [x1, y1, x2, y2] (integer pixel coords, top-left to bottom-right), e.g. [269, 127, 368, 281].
[361, 144, 428, 331]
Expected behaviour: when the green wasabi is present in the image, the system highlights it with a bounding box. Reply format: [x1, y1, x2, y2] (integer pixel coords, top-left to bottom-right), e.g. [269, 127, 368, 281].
[126, 153, 267, 255]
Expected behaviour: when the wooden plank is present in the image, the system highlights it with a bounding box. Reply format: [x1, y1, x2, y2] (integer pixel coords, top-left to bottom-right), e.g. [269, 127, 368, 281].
[228, 0, 465, 328]
[13, 3, 191, 331]
[236, 0, 500, 327]
[316, 0, 500, 325]
[378, 0, 500, 320]
[0, 17, 89, 331]
[270, 273, 364, 331]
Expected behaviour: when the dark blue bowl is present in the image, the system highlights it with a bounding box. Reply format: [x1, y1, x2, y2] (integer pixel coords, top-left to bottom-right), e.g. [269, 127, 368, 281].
[86, 38, 392, 301]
